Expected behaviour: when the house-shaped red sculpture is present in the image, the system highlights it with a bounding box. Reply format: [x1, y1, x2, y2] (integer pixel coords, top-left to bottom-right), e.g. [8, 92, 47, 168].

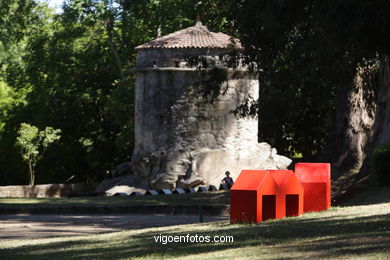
[294, 163, 331, 213]
[230, 170, 304, 223]
[270, 170, 304, 218]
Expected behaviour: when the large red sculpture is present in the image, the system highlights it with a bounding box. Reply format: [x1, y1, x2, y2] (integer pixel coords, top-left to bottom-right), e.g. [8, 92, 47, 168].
[230, 163, 331, 223]
[230, 170, 304, 223]
[295, 163, 331, 213]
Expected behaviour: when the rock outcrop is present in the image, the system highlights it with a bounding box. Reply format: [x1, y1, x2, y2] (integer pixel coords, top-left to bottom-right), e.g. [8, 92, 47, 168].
[131, 144, 291, 189]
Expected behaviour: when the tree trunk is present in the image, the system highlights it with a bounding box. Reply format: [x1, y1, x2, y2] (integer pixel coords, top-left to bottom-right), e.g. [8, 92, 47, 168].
[104, 20, 125, 81]
[357, 55, 390, 178]
[372, 55, 390, 146]
[322, 55, 390, 194]
[321, 62, 377, 188]
[28, 161, 35, 186]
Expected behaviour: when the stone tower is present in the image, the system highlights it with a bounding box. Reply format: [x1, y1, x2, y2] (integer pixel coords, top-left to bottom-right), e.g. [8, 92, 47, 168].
[132, 21, 291, 189]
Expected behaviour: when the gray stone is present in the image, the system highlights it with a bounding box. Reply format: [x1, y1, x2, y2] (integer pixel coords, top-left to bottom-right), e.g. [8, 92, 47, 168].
[128, 23, 291, 190]
[219, 183, 229, 190]
[104, 185, 147, 197]
[197, 186, 208, 192]
[173, 188, 186, 194]
[159, 189, 172, 195]
[0, 183, 96, 198]
[185, 187, 197, 193]
[130, 191, 144, 196]
[96, 174, 148, 196]
[208, 185, 218, 191]
[113, 192, 129, 197]
[145, 190, 159, 195]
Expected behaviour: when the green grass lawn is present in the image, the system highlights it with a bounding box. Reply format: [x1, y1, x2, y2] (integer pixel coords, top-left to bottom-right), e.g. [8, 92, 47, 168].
[0, 191, 229, 208]
[0, 188, 389, 259]
[0, 202, 388, 259]
[1, 185, 387, 209]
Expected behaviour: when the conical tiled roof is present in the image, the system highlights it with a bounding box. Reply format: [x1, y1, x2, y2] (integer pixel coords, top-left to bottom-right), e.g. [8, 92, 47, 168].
[135, 21, 242, 50]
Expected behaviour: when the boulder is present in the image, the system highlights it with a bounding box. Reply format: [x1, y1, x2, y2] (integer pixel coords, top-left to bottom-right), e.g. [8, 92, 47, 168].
[96, 174, 148, 196]
[130, 143, 291, 190]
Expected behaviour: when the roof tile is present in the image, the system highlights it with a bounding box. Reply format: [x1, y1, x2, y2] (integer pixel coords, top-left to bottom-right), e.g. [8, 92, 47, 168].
[135, 21, 242, 50]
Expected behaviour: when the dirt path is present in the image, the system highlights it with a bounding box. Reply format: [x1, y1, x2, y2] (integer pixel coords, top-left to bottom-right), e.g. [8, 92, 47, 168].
[0, 214, 228, 240]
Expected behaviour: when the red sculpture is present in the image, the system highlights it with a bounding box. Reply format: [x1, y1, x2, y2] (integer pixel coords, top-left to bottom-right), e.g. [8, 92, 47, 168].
[270, 170, 304, 218]
[295, 163, 331, 213]
[230, 163, 331, 223]
[230, 170, 304, 223]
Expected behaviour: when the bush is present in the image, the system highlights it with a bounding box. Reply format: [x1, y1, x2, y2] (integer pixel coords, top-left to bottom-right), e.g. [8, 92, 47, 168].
[372, 143, 390, 186]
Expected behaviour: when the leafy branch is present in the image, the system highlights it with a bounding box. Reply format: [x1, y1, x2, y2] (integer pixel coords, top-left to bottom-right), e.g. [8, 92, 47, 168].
[16, 123, 61, 185]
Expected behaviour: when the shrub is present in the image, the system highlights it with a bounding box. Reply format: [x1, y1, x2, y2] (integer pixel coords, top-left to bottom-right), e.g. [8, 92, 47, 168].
[372, 143, 390, 186]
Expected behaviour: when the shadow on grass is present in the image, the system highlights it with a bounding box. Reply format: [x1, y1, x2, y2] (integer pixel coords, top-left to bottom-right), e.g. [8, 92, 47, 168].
[1, 211, 389, 259]
[0, 214, 227, 240]
[0, 191, 230, 208]
[340, 186, 390, 206]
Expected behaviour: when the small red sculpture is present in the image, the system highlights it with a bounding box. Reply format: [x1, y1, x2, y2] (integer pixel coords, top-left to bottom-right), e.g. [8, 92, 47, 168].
[230, 170, 304, 223]
[230, 163, 331, 223]
[270, 170, 304, 218]
[295, 163, 331, 213]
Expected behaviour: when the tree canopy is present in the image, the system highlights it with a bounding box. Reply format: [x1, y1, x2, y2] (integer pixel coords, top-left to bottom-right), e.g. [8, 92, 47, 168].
[1, 0, 389, 185]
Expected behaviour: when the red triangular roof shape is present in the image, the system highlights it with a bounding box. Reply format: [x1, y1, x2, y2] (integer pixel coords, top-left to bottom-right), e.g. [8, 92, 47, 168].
[231, 170, 271, 190]
[270, 170, 293, 188]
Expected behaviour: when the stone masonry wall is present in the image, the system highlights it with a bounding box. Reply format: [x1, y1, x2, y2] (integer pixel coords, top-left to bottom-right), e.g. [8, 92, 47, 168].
[131, 48, 291, 189]
[0, 183, 96, 198]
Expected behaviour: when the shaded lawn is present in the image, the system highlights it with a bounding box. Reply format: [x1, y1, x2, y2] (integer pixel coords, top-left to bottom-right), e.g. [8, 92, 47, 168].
[0, 202, 389, 259]
[0, 191, 229, 208]
[342, 186, 390, 206]
[1, 185, 389, 209]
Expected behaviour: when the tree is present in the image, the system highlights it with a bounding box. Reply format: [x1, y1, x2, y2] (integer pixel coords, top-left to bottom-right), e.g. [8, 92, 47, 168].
[227, 0, 390, 188]
[16, 123, 61, 185]
[8, 0, 383, 188]
[0, 0, 172, 184]
[0, 0, 234, 185]
[0, 0, 53, 185]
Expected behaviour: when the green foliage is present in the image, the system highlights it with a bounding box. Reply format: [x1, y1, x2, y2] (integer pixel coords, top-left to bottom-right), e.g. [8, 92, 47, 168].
[227, 1, 390, 160]
[16, 123, 61, 185]
[0, 81, 27, 131]
[0, 0, 234, 185]
[372, 143, 390, 186]
[185, 55, 231, 104]
[2, 0, 387, 186]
